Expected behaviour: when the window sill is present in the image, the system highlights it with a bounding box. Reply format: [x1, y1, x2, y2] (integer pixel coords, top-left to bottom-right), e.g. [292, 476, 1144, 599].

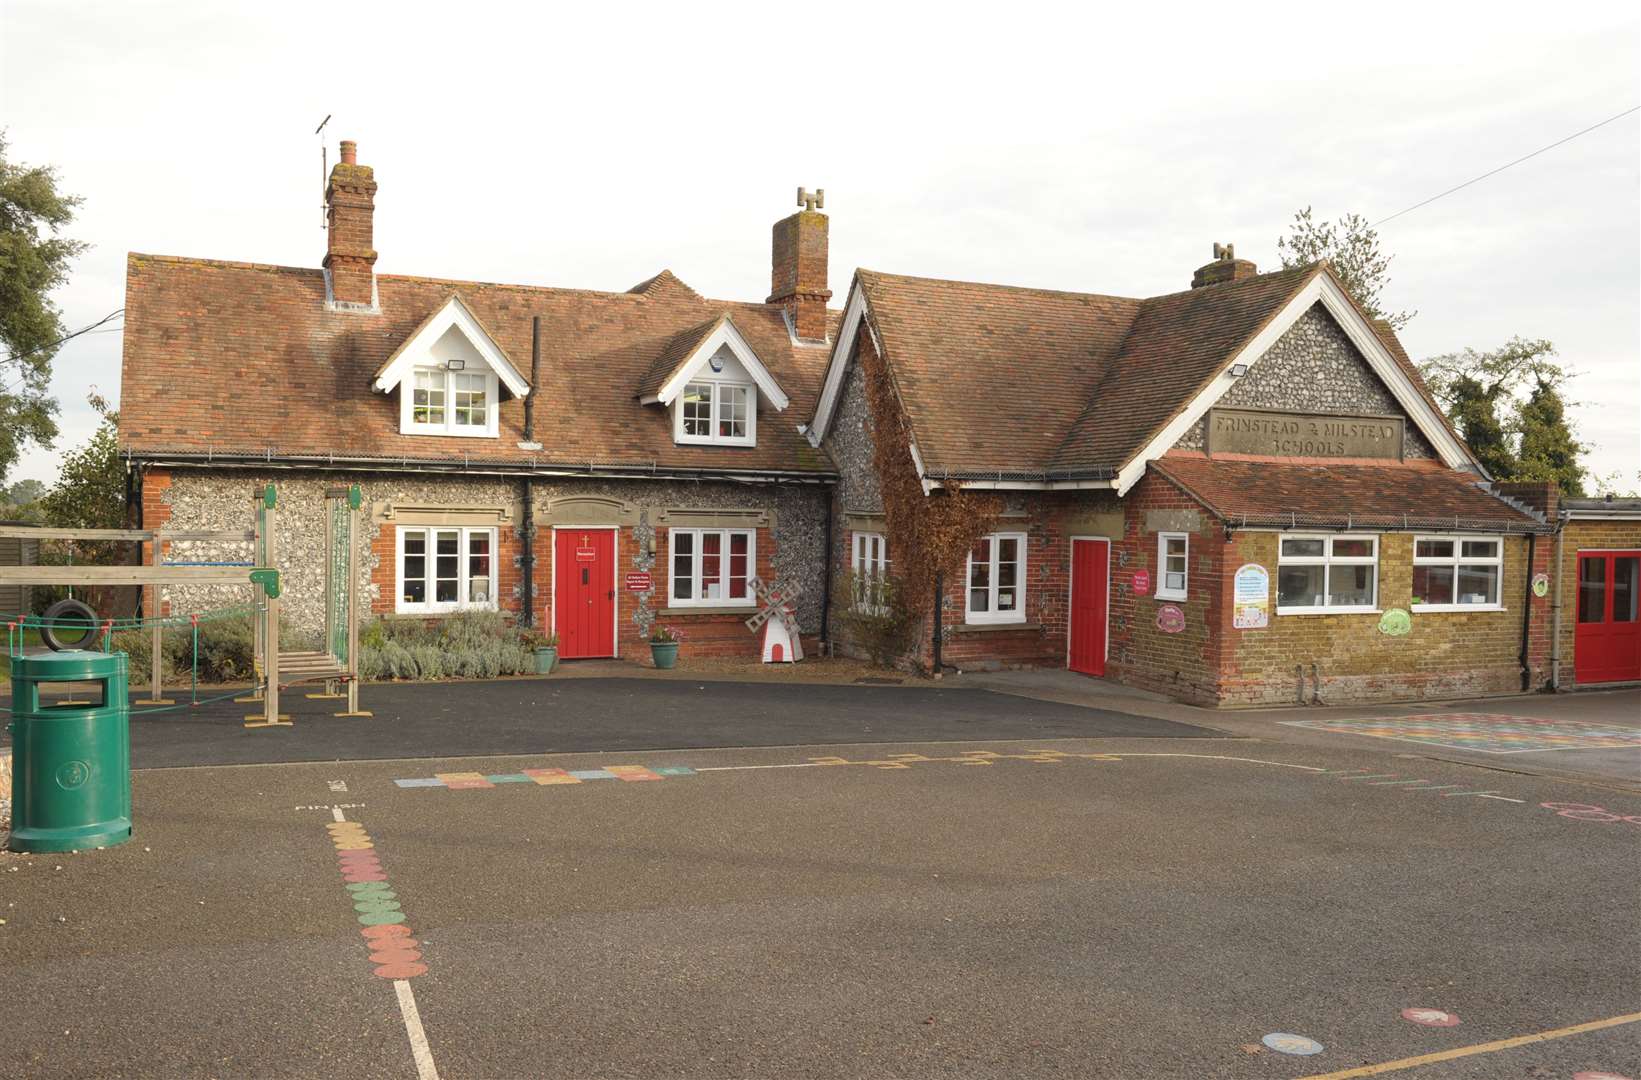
[389, 606, 499, 619]
[660, 604, 758, 616]
[1412, 604, 1505, 614]
[1276, 607, 1380, 617]
[1154, 591, 1188, 603]
[953, 621, 1040, 634]
[402, 425, 497, 439]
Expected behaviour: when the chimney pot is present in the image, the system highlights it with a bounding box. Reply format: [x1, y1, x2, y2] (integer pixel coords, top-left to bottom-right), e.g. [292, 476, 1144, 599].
[339, 140, 357, 165]
[1191, 241, 1258, 289]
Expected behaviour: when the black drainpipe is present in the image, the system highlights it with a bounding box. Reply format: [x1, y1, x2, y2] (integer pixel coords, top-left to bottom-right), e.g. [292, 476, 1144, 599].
[520, 317, 541, 628]
[932, 570, 944, 674]
[1518, 531, 1537, 691]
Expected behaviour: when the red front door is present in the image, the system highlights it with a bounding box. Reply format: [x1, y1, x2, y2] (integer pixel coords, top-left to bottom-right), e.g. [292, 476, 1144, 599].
[555, 529, 616, 659]
[1069, 538, 1109, 677]
[1575, 550, 1641, 683]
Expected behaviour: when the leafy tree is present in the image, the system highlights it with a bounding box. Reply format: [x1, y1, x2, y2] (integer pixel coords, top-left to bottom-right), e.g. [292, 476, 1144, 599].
[41, 393, 124, 530]
[1276, 207, 1414, 330]
[1445, 375, 1515, 479]
[0, 476, 47, 523]
[0, 132, 87, 482]
[1514, 377, 1587, 496]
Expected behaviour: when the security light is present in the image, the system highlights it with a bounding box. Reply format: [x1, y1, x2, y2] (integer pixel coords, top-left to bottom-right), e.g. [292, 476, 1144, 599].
[446, 359, 466, 371]
[1228, 363, 1249, 378]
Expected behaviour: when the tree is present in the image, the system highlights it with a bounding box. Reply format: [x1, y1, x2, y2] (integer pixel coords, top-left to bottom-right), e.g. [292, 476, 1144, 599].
[1445, 375, 1515, 479]
[0, 131, 87, 482]
[0, 476, 47, 523]
[1276, 207, 1415, 331]
[41, 393, 124, 530]
[1514, 377, 1587, 496]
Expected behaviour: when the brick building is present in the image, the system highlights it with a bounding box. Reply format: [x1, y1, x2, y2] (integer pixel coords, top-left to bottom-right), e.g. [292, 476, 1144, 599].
[117, 140, 1638, 701]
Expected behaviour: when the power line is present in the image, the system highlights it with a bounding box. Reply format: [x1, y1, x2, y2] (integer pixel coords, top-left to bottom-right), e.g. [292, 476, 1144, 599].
[0, 308, 125, 369]
[1374, 105, 1640, 227]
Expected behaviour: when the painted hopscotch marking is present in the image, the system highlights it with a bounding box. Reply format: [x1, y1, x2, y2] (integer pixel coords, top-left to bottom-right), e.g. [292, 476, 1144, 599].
[1295, 1010, 1641, 1079]
[396, 765, 694, 790]
[1281, 712, 1641, 755]
[328, 808, 439, 1080]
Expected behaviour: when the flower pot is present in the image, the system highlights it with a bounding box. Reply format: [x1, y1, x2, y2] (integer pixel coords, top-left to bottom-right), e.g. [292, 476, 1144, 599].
[650, 642, 679, 669]
[534, 646, 558, 675]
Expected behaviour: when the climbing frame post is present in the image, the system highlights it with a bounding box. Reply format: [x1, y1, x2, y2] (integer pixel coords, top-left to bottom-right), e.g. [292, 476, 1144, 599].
[135, 582, 172, 706]
[244, 485, 290, 729]
[335, 484, 371, 718]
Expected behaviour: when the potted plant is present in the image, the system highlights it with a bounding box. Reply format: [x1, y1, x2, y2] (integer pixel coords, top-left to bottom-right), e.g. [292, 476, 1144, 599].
[648, 625, 681, 669]
[524, 630, 559, 675]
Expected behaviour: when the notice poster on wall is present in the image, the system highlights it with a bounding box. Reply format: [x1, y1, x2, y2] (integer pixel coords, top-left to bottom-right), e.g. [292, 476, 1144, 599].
[1233, 563, 1270, 629]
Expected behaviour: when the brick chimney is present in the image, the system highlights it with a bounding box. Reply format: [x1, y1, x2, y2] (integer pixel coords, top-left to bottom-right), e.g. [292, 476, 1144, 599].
[324, 139, 378, 308]
[768, 187, 831, 341]
[1191, 242, 1258, 289]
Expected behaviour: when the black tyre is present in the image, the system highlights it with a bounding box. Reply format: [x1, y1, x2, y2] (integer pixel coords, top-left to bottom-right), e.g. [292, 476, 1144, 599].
[41, 597, 100, 651]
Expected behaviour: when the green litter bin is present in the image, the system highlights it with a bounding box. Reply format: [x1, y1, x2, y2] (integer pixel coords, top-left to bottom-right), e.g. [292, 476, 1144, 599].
[6, 650, 133, 853]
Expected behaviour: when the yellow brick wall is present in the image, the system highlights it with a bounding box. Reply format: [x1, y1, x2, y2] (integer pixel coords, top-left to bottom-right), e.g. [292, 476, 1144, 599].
[1557, 519, 1641, 688]
[1220, 531, 1542, 704]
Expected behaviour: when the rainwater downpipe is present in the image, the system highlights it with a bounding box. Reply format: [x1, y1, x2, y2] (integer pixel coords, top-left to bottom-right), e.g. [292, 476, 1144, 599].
[1518, 531, 1538, 691]
[932, 570, 944, 675]
[1551, 519, 1565, 689]
[519, 316, 542, 628]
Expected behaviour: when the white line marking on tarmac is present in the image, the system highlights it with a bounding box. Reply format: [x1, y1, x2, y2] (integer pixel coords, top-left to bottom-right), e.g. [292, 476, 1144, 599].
[1369, 779, 1429, 786]
[1442, 790, 1504, 798]
[331, 806, 347, 822]
[1473, 794, 1527, 802]
[1104, 754, 1328, 771]
[1339, 774, 1400, 781]
[395, 979, 440, 1080]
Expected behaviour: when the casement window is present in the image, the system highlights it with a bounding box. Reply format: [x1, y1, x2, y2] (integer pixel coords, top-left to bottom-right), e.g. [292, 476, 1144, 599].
[396, 526, 497, 614]
[851, 532, 890, 612]
[1277, 534, 1378, 614]
[1155, 533, 1189, 601]
[1413, 536, 1503, 610]
[675, 380, 754, 446]
[405, 365, 497, 437]
[966, 532, 1027, 624]
[669, 528, 755, 606]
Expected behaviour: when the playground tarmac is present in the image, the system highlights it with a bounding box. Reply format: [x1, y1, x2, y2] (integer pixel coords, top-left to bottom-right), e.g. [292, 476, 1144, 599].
[3, 726, 1640, 1079]
[14, 676, 1223, 769]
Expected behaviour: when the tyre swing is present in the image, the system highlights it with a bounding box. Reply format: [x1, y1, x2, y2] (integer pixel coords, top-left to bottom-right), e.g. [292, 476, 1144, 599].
[40, 596, 100, 651]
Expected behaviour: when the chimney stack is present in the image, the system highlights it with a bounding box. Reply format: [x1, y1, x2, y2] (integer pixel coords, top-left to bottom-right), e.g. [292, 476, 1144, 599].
[1191, 242, 1258, 289]
[768, 187, 831, 342]
[324, 139, 378, 309]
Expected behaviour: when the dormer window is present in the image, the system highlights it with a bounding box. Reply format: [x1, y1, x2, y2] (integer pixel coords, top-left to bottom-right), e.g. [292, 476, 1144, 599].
[677, 379, 753, 445]
[372, 294, 530, 440]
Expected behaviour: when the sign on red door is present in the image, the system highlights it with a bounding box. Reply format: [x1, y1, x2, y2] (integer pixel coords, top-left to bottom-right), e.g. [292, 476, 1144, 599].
[1069, 538, 1109, 677]
[555, 530, 616, 659]
[1575, 550, 1640, 683]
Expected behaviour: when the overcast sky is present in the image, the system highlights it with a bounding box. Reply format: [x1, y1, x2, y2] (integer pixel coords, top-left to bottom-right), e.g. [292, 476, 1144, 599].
[2, 1, 1637, 489]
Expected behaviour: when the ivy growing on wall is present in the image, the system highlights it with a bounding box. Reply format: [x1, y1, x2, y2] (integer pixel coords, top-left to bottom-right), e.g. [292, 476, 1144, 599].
[855, 323, 1001, 645]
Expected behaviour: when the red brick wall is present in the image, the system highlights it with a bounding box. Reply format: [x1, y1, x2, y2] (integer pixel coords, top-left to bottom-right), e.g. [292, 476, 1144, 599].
[1557, 519, 1641, 689]
[769, 210, 831, 340]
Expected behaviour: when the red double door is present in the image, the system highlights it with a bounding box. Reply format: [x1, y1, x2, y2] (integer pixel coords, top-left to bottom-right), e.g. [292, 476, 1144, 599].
[1575, 550, 1640, 683]
[554, 530, 616, 659]
[1068, 538, 1110, 677]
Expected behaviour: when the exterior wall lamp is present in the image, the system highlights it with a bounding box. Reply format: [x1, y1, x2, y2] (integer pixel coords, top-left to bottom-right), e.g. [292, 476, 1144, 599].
[446, 358, 466, 371]
[1227, 363, 1249, 378]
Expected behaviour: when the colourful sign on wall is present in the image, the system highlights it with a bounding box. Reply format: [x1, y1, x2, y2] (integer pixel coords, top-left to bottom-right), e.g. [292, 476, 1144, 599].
[625, 572, 652, 592]
[1156, 604, 1186, 633]
[1378, 608, 1412, 636]
[1132, 569, 1151, 595]
[1232, 563, 1269, 629]
[1532, 572, 1550, 598]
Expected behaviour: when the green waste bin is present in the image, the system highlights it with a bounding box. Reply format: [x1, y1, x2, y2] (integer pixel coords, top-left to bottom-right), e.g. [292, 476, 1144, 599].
[6, 650, 133, 853]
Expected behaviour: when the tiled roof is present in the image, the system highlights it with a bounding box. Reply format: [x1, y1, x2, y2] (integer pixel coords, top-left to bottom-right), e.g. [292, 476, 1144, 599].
[855, 270, 1143, 475]
[1151, 455, 1544, 531]
[119, 256, 837, 474]
[634, 315, 726, 400]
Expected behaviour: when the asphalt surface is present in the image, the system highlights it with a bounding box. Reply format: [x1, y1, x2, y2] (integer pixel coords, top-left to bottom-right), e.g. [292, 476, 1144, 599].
[7, 676, 1220, 769]
[3, 732, 1639, 1079]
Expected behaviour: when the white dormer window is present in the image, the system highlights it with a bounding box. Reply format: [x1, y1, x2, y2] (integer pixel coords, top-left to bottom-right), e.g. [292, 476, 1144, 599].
[676, 378, 754, 445]
[373, 294, 530, 440]
[406, 365, 497, 436]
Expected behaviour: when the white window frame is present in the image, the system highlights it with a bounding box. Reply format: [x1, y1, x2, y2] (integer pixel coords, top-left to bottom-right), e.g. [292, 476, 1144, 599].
[1276, 533, 1379, 615]
[1155, 532, 1189, 601]
[1412, 535, 1505, 612]
[402, 365, 499, 438]
[667, 527, 757, 607]
[673, 378, 756, 446]
[965, 531, 1028, 625]
[851, 531, 890, 613]
[395, 525, 499, 614]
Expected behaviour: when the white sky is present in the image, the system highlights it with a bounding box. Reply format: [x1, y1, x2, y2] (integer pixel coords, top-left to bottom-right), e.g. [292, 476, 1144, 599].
[2, 1, 1637, 489]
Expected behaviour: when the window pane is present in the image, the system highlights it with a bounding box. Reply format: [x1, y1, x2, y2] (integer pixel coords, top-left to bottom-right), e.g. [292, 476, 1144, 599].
[718, 386, 748, 438]
[1278, 564, 1324, 608]
[1415, 539, 1453, 560]
[1614, 557, 1638, 623]
[453, 373, 486, 427]
[1461, 539, 1498, 560]
[1455, 564, 1497, 605]
[468, 532, 492, 603]
[1331, 538, 1374, 559]
[1327, 564, 1375, 607]
[701, 532, 722, 600]
[728, 532, 749, 599]
[970, 588, 990, 612]
[1578, 558, 1606, 623]
[1164, 568, 1186, 592]
[682, 384, 712, 437]
[1282, 538, 1324, 559]
[413, 369, 445, 424]
[435, 530, 459, 603]
[969, 540, 991, 589]
[1412, 565, 1453, 605]
[673, 531, 694, 600]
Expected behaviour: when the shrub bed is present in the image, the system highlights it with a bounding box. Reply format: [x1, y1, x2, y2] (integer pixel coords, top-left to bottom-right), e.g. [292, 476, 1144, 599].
[358, 612, 534, 681]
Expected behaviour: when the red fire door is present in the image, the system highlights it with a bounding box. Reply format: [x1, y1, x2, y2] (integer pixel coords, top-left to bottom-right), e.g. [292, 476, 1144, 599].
[1069, 538, 1110, 677]
[554, 529, 616, 659]
[1575, 550, 1641, 684]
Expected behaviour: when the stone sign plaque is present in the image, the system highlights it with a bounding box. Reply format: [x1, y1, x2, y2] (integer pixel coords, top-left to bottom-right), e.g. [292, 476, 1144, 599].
[1207, 408, 1404, 460]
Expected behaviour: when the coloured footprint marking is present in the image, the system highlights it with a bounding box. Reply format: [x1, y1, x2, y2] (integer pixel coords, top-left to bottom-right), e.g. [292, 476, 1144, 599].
[327, 818, 428, 979]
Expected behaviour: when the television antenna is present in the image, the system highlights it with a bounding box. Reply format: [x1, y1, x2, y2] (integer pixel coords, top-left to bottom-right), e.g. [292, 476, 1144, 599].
[315, 114, 331, 229]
